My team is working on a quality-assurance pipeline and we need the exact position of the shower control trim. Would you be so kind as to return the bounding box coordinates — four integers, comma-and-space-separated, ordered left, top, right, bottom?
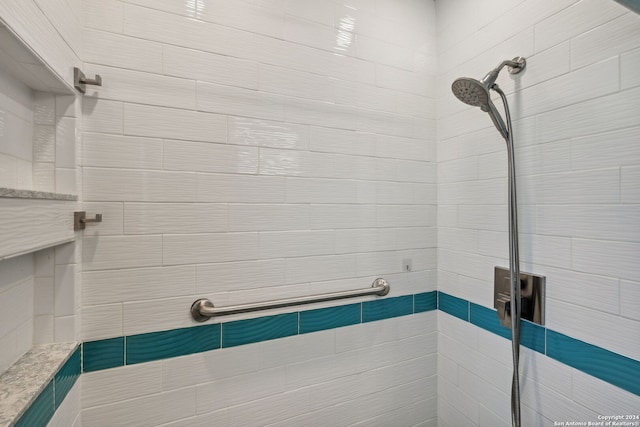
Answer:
494, 266, 545, 328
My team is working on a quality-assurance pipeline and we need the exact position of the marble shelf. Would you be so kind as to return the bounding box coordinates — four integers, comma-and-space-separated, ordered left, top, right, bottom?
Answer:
0, 342, 78, 427
0, 187, 77, 201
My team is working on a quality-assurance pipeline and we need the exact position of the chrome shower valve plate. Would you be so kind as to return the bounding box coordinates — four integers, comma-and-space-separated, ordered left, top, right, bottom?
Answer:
494, 266, 545, 328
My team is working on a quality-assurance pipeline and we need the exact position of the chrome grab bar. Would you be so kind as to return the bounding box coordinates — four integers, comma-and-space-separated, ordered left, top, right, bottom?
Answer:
190, 278, 390, 322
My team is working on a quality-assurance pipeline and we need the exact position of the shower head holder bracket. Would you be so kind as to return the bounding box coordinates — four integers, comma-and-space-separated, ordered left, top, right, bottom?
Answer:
507, 57, 526, 75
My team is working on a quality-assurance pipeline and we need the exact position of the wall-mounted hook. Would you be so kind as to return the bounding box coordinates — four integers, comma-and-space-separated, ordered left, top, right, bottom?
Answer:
74, 67, 102, 94
74, 211, 103, 231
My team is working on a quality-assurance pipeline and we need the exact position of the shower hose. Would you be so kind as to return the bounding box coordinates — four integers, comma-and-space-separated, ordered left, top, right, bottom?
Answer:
494, 85, 522, 427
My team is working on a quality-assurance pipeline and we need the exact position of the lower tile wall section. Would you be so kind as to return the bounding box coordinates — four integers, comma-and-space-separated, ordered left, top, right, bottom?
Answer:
80, 294, 439, 427
438, 293, 640, 427
82, 292, 436, 372
438, 292, 640, 397
19, 291, 640, 426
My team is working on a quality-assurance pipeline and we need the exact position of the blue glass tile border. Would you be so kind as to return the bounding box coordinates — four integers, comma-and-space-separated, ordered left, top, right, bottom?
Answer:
127, 324, 221, 365
547, 330, 640, 396
415, 291, 437, 313
54, 346, 81, 407
362, 294, 413, 322
470, 302, 511, 340
75, 289, 639, 399
14, 345, 81, 427
24, 288, 639, 427
79, 291, 438, 372
443, 293, 640, 397
222, 312, 299, 347
82, 336, 125, 372
439, 292, 469, 321
299, 303, 361, 334
520, 319, 546, 354
14, 381, 54, 427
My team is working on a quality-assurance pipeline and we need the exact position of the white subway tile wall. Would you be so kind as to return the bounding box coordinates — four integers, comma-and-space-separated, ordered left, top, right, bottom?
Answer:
439, 313, 640, 427
0, 82, 81, 358
437, 0, 640, 425
79, 312, 437, 427
0, 69, 33, 189
77, 0, 437, 424
0, 0, 81, 84
1, 0, 639, 424
0, 1, 83, 425
81, 0, 437, 325
0, 0, 80, 351
0, 254, 35, 375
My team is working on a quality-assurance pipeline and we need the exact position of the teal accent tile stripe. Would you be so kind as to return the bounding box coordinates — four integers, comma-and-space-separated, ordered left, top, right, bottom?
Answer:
82, 337, 125, 372
547, 330, 640, 396
414, 291, 437, 312
54, 346, 81, 407
14, 381, 54, 427
520, 320, 545, 353
458, 293, 639, 397
468, 303, 544, 353
362, 295, 413, 322
467, 303, 543, 353
26, 289, 639, 427
15, 292, 438, 426
470, 302, 511, 340
79, 293, 436, 367
299, 303, 361, 334
614, 0, 640, 14
71, 291, 640, 399
13, 345, 81, 427
222, 312, 298, 348
439, 292, 469, 321
127, 323, 221, 365
469, 302, 545, 353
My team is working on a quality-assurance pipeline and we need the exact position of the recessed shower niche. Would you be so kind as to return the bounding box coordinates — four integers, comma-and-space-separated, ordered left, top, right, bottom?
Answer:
0, 15, 83, 424
0, 18, 79, 261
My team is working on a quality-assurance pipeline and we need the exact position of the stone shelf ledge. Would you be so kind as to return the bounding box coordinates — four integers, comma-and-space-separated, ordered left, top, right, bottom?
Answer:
0, 342, 78, 427
0, 188, 77, 201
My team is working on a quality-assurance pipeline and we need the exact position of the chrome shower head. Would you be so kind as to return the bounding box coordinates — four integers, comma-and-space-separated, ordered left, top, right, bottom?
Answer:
450, 57, 526, 140
451, 77, 490, 110
451, 76, 508, 139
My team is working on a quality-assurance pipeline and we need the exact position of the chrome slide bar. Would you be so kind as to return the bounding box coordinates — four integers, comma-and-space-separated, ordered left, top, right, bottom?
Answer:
190, 278, 390, 322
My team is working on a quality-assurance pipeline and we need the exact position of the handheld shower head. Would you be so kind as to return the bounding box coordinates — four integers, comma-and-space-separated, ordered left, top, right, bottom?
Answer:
451, 77, 489, 109
450, 57, 526, 140
451, 76, 509, 139
451, 57, 528, 427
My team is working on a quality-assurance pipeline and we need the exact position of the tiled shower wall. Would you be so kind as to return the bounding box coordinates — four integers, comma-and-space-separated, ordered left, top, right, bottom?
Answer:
436, 0, 640, 425
0, 0, 82, 84
0, 254, 33, 375
0, 0, 83, 425
0, 0, 83, 194
2, 0, 639, 425
0, 69, 32, 189
80, 0, 438, 425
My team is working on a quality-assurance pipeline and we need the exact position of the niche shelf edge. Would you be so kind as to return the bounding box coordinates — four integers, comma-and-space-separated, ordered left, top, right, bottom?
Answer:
0, 194, 77, 262
0, 20, 75, 95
